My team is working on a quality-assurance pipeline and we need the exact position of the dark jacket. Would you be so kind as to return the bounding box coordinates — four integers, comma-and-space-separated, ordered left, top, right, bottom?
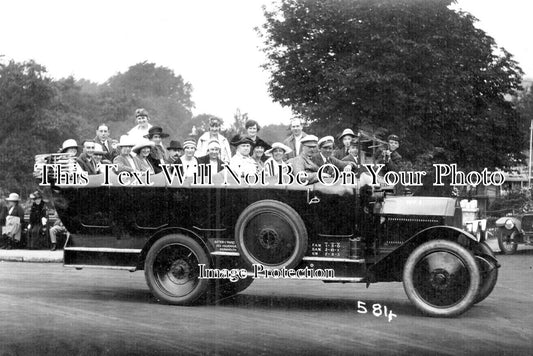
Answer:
94, 137, 117, 161
29, 201, 48, 225
197, 155, 225, 174
283, 132, 307, 160
76, 153, 97, 175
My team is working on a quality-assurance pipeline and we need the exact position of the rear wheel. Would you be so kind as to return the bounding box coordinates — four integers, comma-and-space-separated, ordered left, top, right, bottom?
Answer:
403, 240, 480, 317
473, 242, 499, 304
497, 231, 518, 255
144, 234, 210, 305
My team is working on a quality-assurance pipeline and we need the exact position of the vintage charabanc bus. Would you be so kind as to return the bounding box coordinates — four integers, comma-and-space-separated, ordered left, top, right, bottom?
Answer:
35, 156, 499, 317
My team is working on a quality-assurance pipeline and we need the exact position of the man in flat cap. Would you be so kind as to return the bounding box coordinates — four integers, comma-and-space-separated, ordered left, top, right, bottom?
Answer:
374, 134, 402, 173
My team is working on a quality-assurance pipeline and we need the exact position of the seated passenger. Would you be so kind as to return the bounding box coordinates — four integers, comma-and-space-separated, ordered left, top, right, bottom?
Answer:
167, 140, 184, 162
251, 140, 271, 171
311, 136, 355, 176
113, 135, 138, 173
287, 135, 321, 184
197, 139, 225, 176
195, 117, 232, 164
180, 138, 199, 178
132, 139, 156, 174
59, 139, 80, 156
26, 190, 48, 250
229, 134, 257, 177
145, 126, 170, 174
76, 140, 98, 175
264, 142, 292, 177
0, 193, 25, 250
92, 143, 111, 174
49, 218, 67, 251
333, 128, 356, 160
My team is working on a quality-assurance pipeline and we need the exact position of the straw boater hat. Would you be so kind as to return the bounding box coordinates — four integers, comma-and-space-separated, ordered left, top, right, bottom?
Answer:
60, 139, 80, 153
300, 135, 319, 146
230, 134, 254, 147
338, 128, 356, 140
132, 139, 155, 154
265, 142, 292, 156
29, 190, 42, 199
317, 136, 335, 149
117, 135, 135, 147
144, 126, 169, 139
207, 139, 221, 149
6, 193, 20, 202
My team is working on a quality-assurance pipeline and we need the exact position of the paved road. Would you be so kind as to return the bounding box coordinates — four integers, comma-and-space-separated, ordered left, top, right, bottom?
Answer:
0, 250, 532, 356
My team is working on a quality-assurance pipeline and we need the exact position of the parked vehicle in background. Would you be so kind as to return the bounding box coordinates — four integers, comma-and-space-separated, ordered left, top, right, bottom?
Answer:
495, 212, 533, 254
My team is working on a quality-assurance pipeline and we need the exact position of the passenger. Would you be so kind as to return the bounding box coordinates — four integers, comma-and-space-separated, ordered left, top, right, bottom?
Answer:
374, 134, 402, 173
113, 135, 138, 173
145, 126, 170, 174
229, 134, 257, 177
264, 142, 292, 177
59, 139, 80, 156
197, 139, 225, 176
283, 118, 308, 159
127, 108, 153, 141
312, 136, 355, 176
251, 140, 271, 171
49, 218, 67, 251
94, 123, 117, 161
167, 140, 184, 162
76, 140, 98, 175
92, 143, 111, 174
26, 190, 48, 250
333, 128, 356, 160
0, 193, 25, 250
132, 138, 156, 174
342, 140, 362, 167
287, 135, 321, 184
195, 117, 232, 164
180, 138, 199, 178
245, 119, 269, 149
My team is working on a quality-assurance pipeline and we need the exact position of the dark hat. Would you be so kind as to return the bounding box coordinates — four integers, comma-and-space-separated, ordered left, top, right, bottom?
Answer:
252, 138, 271, 151
144, 126, 170, 139
230, 134, 254, 147
167, 140, 183, 150
135, 108, 149, 117
29, 190, 42, 199
388, 134, 399, 142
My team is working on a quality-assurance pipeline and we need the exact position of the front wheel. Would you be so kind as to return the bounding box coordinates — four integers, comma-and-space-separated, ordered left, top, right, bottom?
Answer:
144, 234, 210, 305
403, 240, 480, 317
497, 231, 518, 255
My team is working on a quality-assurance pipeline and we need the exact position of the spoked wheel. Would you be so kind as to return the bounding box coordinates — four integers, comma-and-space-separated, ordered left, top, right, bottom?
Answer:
403, 240, 480, 317
497, 231, 518, 255
144, 234, 210, 305
235, 200, 307, 269
473, 242, 499, 304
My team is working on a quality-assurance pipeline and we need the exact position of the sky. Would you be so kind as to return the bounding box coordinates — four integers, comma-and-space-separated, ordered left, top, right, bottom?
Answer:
1, 0, 532, 126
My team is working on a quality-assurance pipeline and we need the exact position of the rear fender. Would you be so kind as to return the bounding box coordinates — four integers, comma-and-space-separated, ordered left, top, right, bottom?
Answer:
368, 226, 479, 282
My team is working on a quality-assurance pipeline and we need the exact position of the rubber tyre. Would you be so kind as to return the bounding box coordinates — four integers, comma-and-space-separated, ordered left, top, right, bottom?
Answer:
497, 231, 518, 255
403, 240, 480, 317
235, 200, 308, 269
213, 278, 254, 301
144, 234, 210, 305
473, 242, 498, 305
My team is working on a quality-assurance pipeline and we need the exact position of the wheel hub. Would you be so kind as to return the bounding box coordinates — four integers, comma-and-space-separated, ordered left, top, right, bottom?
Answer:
430, 269, 451, 290
168, 259, 191, 284
258, 228, 281, 249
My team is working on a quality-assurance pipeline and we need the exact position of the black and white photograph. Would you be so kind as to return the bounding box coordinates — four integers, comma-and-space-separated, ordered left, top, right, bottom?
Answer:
1, 0, 532, 355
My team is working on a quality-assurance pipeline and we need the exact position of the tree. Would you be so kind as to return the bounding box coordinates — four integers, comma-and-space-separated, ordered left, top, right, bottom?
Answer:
259, 0, 526, 170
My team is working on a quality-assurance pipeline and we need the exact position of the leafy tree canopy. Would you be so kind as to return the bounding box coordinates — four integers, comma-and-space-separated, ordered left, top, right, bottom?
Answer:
259, 0, 526, 170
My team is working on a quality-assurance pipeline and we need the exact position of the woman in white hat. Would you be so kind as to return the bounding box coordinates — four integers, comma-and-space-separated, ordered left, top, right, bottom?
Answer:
180, 138, 199, 178
333, 128, 356, 160
132, 139, 156, 174
264, 143, 292, 177
113, 135, 139, 173
59, 139, 80, 156
0, 193, 25, 250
